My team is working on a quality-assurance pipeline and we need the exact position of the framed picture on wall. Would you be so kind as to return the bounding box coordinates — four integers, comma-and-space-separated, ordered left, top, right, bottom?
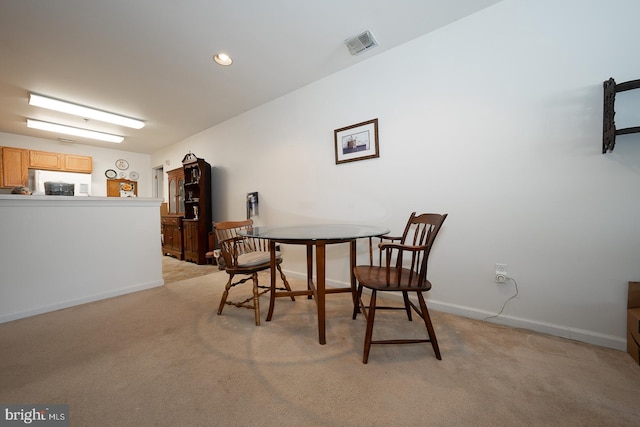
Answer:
334, 118, 379, 164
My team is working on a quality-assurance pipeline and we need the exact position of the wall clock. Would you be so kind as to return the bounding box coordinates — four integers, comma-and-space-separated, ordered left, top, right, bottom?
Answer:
115, 159, 129, 170
105, 169, 117, 179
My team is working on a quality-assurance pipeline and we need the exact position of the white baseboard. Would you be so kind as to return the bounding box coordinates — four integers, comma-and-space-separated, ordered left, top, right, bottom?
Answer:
0, 280, 164, 324
425, 299, 626, 351
284, 270, 626, 352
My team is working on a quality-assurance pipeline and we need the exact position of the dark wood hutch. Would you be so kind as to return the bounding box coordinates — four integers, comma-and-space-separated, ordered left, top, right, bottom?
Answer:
161, 153, 212, 265
161, 167, 185, 259
182, 153, 212, 264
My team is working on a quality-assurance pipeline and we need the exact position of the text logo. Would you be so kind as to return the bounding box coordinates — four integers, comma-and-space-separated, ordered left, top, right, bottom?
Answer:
1, 405, 68, 426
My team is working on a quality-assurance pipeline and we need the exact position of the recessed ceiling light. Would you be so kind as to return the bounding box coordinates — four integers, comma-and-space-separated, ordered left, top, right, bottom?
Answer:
213, 53, 233, 66
27, 119, 124, 143
29, 93, 145, 129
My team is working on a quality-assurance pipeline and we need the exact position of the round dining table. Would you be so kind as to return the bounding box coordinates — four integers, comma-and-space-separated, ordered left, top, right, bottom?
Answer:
241, 224, 389, 345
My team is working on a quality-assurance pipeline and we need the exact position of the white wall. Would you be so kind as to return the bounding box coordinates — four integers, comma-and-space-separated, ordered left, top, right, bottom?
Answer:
0, 132, 153, 197
0, 195, 163, 322
151, 0, 640, 350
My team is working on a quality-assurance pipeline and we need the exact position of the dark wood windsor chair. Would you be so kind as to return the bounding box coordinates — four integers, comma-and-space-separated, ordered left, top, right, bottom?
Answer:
353, 212, 448, 363
214, 219, 293, 325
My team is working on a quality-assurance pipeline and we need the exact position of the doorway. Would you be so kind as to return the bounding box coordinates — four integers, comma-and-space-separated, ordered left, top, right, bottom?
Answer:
153, 165, 164, 200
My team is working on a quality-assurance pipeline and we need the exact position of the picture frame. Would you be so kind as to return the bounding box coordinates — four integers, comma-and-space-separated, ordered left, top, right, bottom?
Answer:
334, 118, 379, 164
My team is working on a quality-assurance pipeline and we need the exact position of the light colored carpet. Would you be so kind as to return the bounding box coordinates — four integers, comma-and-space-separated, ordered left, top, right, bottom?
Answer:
1, 267, 640, 426
162, 255, 219, 284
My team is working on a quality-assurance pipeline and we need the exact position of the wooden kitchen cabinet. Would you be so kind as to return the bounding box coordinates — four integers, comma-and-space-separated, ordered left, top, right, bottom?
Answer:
106, 178, 137, 197
64, 154, 92, 173
1, 146, 92, 189
29, 150, 63, 170
0, 147, 29, 188
29, 149, 93, 173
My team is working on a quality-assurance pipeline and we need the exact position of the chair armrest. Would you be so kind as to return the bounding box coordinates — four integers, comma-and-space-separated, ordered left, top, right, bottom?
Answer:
378, 242, 429, 275
219, 236, 254, 267
379, 242, 427, 252
368, 234, 403, 266
226, 236, 244, 244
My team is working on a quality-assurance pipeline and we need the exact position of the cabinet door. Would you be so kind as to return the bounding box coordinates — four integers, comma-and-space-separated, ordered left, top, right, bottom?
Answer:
1, 147, 29, 188
166, 168, 185, 215
170, 224, 183, 253
183, 220, 199, 262
161, 216, 184, 259
28, 150, 92, 173
162, 223, 173, 248
30, 150, 63, 170
64, 155, 93, 173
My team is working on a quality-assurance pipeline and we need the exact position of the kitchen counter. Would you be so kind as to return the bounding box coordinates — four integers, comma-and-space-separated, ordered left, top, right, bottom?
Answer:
0, 195, 164, 322
0, 194, 157, 205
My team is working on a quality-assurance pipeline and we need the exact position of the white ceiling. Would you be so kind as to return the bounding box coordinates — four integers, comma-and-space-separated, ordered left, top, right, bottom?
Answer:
0, 0, 502, 154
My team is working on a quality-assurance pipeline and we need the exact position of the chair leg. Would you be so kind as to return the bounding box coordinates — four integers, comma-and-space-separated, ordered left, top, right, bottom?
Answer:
417, 292, 441, 360
363, 290, 377, 364
402, 291, 412, 321
252, 272, 261, 326
353, 283, 364, 320
217, 274, 234, 315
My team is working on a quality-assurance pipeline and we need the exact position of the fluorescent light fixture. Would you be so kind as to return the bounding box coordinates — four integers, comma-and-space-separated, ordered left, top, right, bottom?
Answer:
27, 119, 124, 143
29, 93, 145, 129
213, 53, 233, 66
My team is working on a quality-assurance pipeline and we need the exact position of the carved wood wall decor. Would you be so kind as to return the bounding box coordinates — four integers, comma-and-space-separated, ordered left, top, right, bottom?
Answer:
602, 78, 640, 154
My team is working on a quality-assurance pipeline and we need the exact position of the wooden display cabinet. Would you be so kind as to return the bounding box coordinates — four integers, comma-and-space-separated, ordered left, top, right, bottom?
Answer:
181, 155, 212, 264
161, 167, 185, 260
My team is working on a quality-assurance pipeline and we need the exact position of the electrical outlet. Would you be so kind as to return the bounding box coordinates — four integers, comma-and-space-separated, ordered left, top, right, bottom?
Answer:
495, 263, 508, 283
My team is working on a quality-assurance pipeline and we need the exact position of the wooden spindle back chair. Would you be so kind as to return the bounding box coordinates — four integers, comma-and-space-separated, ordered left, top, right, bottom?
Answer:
353, 212, 447, 363
214, 219, 293, 325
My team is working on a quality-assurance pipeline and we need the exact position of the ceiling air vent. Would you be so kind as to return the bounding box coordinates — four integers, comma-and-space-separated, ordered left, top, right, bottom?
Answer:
345, 30, 378, 56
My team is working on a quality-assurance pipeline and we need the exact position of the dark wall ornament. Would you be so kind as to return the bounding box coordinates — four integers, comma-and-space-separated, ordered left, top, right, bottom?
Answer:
602, 78, 640, 154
